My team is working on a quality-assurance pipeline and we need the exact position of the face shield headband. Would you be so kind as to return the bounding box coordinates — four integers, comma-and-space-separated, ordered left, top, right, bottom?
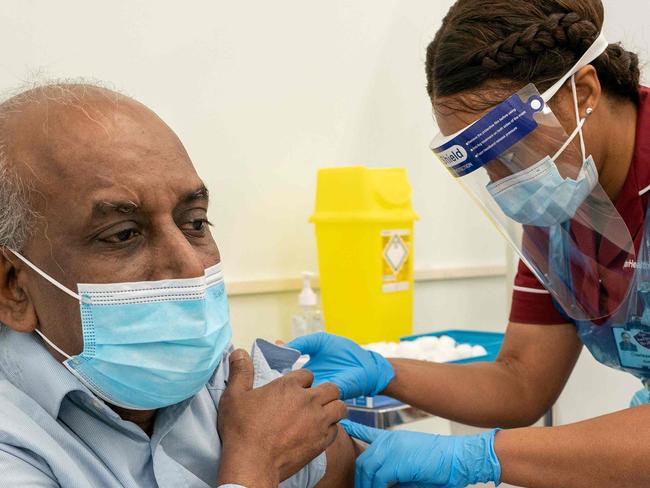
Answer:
430, 31, 608, 178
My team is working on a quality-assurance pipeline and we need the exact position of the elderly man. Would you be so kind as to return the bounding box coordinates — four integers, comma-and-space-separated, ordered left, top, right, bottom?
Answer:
0, 83, 356, 487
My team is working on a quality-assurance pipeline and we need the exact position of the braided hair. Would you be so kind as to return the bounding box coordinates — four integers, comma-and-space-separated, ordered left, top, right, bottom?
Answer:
426, 0, 640, 109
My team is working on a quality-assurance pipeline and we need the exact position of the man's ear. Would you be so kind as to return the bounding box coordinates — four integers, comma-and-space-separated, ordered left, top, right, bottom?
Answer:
574, 65, 602, 118
0, 250, 38, 332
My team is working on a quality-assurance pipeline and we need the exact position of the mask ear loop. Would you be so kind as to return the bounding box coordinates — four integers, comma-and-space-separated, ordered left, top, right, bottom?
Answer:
7, 250, 77, 359
34, 329, 72, 360
9, 250, 82, 302
570, 75, 587, 161
552, 117, 587, 161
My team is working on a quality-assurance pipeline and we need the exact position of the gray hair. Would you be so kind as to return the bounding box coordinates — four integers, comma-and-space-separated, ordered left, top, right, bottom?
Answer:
0, 79, 123, 253
0, 161, 36, 253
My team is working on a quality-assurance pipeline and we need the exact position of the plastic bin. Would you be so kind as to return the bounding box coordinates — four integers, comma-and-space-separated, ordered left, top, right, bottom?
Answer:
311, 167, 418, 344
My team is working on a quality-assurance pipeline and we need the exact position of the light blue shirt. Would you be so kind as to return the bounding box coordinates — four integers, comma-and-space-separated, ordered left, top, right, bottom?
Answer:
0, 328, 326, 487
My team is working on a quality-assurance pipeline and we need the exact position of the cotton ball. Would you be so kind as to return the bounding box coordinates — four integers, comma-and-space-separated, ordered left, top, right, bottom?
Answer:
436, 350, 457, 363
447, 349, 464, 362
438, 335, 456, 351
421, 351, 438, 362
414, 336, 440, 350
472, 345, 488, 358
380, 342, 400, 358
413, 340, 433, 354
397, 341, 420, 359
412, 351, 430, 361
383, 343, 397, 357
430, 352, 448, 363
456, 344, 474, 360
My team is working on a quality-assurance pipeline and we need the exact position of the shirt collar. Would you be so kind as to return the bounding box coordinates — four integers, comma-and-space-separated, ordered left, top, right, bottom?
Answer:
0, 326, 228, 431
0, 327, 88, 418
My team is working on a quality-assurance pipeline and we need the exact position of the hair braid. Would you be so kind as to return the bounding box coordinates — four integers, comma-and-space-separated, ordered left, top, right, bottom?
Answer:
476, 12, 598, 71
426, 0, 641, 106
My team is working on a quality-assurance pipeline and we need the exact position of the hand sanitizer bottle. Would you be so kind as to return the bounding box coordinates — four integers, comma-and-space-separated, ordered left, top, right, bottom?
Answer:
292, 272, 324, 338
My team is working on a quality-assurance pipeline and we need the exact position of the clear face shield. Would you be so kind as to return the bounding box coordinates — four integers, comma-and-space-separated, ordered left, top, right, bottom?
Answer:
430, 33, 635, 321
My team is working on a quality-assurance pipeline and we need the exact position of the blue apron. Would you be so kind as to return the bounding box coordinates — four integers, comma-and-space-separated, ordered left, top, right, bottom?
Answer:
552, 198, 650, 406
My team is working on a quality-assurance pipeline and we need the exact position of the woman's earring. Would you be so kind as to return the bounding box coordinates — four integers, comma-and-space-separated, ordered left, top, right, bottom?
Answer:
586, 107, 594, 116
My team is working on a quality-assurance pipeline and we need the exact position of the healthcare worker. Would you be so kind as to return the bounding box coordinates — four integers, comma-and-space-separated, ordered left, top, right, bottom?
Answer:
290, 0, 650, 486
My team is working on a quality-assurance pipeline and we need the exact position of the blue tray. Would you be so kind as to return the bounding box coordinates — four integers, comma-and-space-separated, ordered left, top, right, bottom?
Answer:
400, 329, 505, 365
346, 329, 505, 410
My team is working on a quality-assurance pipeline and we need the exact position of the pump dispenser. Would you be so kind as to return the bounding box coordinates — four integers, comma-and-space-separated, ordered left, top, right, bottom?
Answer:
292, 272, 324, 338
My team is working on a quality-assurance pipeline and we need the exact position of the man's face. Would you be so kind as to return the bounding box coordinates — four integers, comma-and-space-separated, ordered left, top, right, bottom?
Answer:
1, 87, 220, 359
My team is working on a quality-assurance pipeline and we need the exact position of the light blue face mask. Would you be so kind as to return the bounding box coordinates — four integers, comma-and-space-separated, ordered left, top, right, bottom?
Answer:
11, 251, 232, 410
486, 153, 598, 226
486, 76, 599, 227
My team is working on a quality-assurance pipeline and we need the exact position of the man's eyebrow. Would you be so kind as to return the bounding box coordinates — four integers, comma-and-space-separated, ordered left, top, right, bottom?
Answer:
89, 186, 208, 220
180, 185, 209, 205
92, 200, 140, 218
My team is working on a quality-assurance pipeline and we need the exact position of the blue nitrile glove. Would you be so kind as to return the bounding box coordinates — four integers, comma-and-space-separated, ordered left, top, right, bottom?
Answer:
287, 332, 395, 400
341, 419, 501, 488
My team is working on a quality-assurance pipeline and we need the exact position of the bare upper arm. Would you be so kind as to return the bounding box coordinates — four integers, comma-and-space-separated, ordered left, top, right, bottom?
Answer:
497, 321, 583, 413
314, 425, 358, 488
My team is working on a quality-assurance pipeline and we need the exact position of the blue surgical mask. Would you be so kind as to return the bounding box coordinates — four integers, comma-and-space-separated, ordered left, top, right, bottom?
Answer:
487, 154, 598, 226
10, 250, 231, 410
486, 75, 599, 226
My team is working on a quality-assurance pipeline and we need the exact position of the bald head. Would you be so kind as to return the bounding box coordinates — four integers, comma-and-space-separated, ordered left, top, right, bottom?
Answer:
0, 83, 191, 251
0, 81, 219, 360
3, 83, 190, 191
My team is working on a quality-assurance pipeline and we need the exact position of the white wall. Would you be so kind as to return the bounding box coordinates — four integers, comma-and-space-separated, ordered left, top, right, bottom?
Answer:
0, 0, 508, 349
1, 0, 647, 423
201, 0, 509, 347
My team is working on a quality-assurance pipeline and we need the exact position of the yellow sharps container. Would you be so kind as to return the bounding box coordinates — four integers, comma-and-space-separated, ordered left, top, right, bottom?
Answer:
311, 167, 418, 344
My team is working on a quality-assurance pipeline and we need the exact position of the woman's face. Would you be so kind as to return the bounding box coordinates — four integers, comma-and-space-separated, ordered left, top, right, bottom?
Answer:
432, 74, 600, 183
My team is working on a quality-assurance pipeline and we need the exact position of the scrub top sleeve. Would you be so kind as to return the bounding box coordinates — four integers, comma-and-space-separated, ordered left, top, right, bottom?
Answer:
509, 259, 570, 325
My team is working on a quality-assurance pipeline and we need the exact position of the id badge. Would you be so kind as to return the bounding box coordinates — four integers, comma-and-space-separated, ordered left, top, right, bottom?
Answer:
613, 326, 650, 372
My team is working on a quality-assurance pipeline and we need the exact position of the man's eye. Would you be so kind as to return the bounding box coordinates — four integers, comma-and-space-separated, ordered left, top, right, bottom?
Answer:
182, 218, 212, 235
104, 229, 141, 243
192, 219, 206, 231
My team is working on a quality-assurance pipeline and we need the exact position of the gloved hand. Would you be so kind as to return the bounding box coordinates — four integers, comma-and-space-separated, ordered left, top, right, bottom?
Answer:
287, 332, 395, 400
341, 419, 501, 488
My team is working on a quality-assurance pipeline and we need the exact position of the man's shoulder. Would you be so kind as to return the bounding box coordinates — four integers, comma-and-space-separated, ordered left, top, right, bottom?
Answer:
211, 341, 329, 488
0, 378, 40, 417
0, 379, 59, 438
0, 378, 64, 475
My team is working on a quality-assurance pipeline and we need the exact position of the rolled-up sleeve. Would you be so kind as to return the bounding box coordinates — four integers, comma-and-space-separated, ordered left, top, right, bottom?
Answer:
251, 339, 328, 488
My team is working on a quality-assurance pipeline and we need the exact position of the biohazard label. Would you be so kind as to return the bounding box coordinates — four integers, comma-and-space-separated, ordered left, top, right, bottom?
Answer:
382, 230, 411, 293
